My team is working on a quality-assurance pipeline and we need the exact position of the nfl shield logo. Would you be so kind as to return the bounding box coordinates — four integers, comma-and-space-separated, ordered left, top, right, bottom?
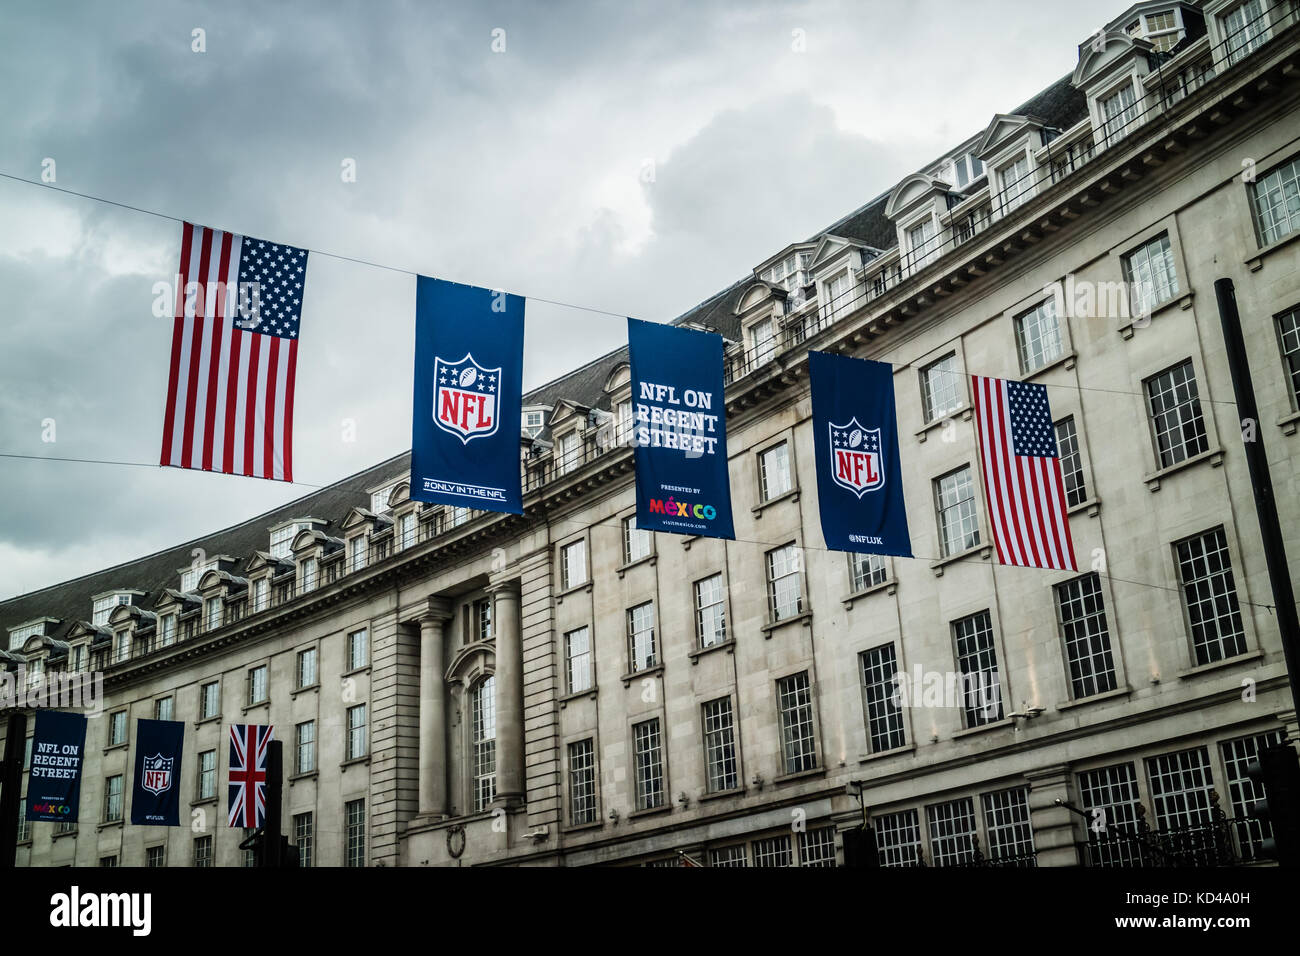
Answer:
433, 353, 501, 444
142, 753, 174, 796
829, 418, 885, 499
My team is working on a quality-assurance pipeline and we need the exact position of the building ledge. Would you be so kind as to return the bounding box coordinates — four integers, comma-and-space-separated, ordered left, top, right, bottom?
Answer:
628, 804, 672, 821
1246, 226, 1300, 273
1067, 496, 1101, 518
103, 741, 128, 754
1143, 446, 1224, 491
1055, 685, 1132, 712
616, 554, 657, 579
751, 486, 801, 518
559, 687, 598, 708
554, 581, 593, 605
291, 682, 320, 698
1279, 409, 1300, 436
931, 543, 992, 576
761, 610, 813, 637
842, 579, 897, 609
680, 534, 702, 550
916, 405, 972, 443
241, 699, 271, 715
697, 786, 746, 803
192, 797, 218, 809
951, 716, 1014, 739
97, 820, 124, 832
342, 665, 371, 679
1118, 290, 1195, 339
858, 743, 916, 764
622, 664, 663, 687
1176, 648, 1263, 680
689, 638, 735, 663
50, 829, 77, 841
340, 755, 371, 772
195, 714, 222, 727
1023, 350, 1077, 383
772, 766, 825, 785
562, 819, 604, 834
289, 770, 318, 785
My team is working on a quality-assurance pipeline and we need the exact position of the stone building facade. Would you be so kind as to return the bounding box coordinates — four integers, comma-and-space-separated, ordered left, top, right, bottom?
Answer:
4, 0, 1300, 867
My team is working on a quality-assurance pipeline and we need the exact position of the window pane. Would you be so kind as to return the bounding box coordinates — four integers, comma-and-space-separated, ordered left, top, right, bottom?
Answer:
1015, 298, 1063, 373
922, 354, 962, 421
1123, 233, 1179, 315
777, 672, 817, 774
633, 719, 664, 810
860, 644, 906, 753
1176, 527, 1246, 665
1056, 573, 1117, 698
952, 611, 1003, 726
1145, 360, 1207, 468
702, 697, 738, 793
1054, 417, 1087, 507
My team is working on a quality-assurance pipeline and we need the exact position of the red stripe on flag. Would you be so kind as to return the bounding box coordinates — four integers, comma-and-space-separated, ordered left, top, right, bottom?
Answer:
200, 231, 234, 471
159, 222, 194, 466
264, 337, 280, 479
283, 339, 298, 482
1051, 459, 1079, 570
179, 228, 214, 469
243, 333, 262, 476
223, 327, 243, 474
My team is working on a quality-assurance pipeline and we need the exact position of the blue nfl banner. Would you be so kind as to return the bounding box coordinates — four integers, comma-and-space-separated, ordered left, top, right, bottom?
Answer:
627, 317, 735, 539
809, 350, 912, 557
131, 718, 185, 826
25, 710, 87, 823
410, 277, 525, 515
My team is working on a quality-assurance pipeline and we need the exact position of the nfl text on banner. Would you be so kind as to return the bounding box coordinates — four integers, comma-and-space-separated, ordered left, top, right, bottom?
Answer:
410, 277, 525, 515
25, 710, 88, 824
808, 350, 912, 557
627, 318, 735, 540
131, 718, 186, 826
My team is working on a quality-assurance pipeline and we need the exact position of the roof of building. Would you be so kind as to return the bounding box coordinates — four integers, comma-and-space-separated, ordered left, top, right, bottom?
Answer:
0, 65, 1095, 645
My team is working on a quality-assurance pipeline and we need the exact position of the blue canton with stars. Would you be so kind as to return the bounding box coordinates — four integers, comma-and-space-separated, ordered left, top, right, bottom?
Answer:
237, 237, 308, 339
1007, 381, 1058, 458
831, 425, 881, 454
435, 355, 499, 395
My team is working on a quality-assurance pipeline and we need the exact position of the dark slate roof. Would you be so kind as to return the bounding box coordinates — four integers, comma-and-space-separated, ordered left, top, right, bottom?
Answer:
1, 70, 1094, 639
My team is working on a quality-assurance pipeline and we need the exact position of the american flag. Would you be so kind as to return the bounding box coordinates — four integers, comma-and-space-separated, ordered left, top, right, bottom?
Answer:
970, 375, 1078, 571
160, 222, 308, 482
227, 723, 273, 828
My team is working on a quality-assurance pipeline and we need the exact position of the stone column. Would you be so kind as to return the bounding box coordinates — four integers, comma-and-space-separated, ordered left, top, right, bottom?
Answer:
488, 579, 524, 805
1025, 764, 1080, 867
418, 596, 453, 819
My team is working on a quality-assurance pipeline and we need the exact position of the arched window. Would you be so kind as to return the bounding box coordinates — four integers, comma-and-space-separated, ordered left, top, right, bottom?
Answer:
471, 676, 497, 811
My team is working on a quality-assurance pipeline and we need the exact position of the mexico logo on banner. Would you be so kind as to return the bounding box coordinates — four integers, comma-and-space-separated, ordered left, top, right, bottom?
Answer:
627, 317, 735, 540
809, 350, 912, 557
410, 277, 525, 515
25, 710, 88, 824
131, 718, 185, 826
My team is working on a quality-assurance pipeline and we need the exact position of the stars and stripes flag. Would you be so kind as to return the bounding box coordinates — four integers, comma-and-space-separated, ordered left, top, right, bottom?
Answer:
227, 723, 273, 828
160, 222, 308, 482
970, 375, 1078, 571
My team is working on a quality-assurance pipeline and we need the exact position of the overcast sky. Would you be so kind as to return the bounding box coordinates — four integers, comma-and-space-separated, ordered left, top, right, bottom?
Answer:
0, 0, 1114, 601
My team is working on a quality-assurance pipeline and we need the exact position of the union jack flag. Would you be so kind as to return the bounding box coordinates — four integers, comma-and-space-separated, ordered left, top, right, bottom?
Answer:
227, 723, 273, 828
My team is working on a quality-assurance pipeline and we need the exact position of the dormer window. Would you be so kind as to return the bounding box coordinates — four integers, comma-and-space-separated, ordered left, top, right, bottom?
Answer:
761, 252, 811, 292
522, 408, 546, 438
822, 271, 855, 323
997, 155, 1034, 214
113, 629, 131, 664
300, 556, 318, 592
368, 483, 402, 516
1098, 82, 1139, 145
942, 153, 985, 189
748, 317, 775, 366
1221, 1, 1268, 65
252, 578, 269, 613
906, 219, 939, 271
70, 644, 88, 673
26, 656, 43, 688
180, 561, 217, 593
349, 536, 367, 573
7, 620, 50, 651
204, 597, 222, 632
92, 592, 134, 627
159, 614, 177, 647
556, 432, 579, 476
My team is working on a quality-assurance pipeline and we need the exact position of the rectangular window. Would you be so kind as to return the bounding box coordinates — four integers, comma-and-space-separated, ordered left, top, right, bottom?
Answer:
295, 720, 316, 775
981, 787, 1036, 864
269, 523, 298, 559
153, 697, 174, 722
934, 466, 980, 557
92, 593, 130, 627
348, 628, 368, 670
1014, 298, 1064, 373
253, 577, 268, 612
710, 845, 748, 867
1222, 731, 1285, 861
626, 602, 657, 673
927, 797, 977, 866
300, 557, 317, 593
473, 599, 492, 643
1123, 232, 1179, 315
1222, 0, 1269, 66
398, 513, 416, 550
622, 515, 652, 564
567, 738, 597, 826
1056, 573, 1118, 699
860, 644, 906, 753
907, 218, 938, 269
748, 317, 776, 367
109, 710, 127, 747
146, 845, 165, 867
197, 750, 216, 800
1277, 306, 1300, 407
875, 809, 923, 867
1175, 527, 1247, 665
1146, 746, 1215, 831
472, 677, 497, 811
848, 552, 887, 592
347, 704, 367, 760
998, 155, 1033, 213
1099, 81, 1138, 144
1078, 763, 1143, 866
561, 539, 588, 590
345, 799, 366, 867
160, 614, 176, 646
194, 835, 213, 868
297, 647, 317, 688
556, 431, 579, 476
758, 442, 793, 501
824, 269, 854, 322
702, 697, 739, 793
921, 353, 962, 421
17, 801, 32, 843
247, 665, 268, 705
200, 681, 220, 720
104, 774, 123, 823
294, 812, 314, 868
1251, 154, 1300, 246
1145, 359, 1209, 468
799, 827, 838, 867
113, 630, 130, 664
694, 573, 727, 648
204, 597, 222, 632
952, 611, 1003, 726
1054, 417, 1087, 507
766, 543, 803, 622
564, 626, 592, 694
349, 536, 367, 573
752, 834, 793, 867
777, 671, 817, 774
632, 718, 665, 810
